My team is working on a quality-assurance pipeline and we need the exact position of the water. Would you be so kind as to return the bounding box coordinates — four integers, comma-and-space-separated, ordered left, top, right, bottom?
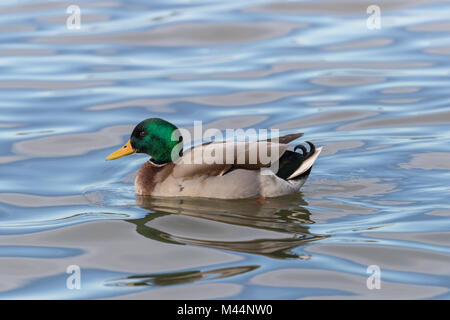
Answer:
0, 0, 449, 299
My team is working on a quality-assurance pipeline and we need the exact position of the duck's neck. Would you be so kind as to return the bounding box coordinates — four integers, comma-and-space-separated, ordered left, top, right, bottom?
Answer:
148, 158, 170, 166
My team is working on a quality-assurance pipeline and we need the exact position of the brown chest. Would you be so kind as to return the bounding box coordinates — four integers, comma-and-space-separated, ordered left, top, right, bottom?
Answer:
135, 161, 174, 195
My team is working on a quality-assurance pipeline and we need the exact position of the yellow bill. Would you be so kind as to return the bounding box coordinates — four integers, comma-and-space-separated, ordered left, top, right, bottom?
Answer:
106, 140, 135, 160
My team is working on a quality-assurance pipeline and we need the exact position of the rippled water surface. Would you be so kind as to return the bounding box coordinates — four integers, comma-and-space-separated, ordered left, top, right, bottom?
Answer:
1, 0, 449, 299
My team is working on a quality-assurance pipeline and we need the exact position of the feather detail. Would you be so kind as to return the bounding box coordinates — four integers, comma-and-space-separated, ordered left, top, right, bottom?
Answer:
287, 147, 322, 180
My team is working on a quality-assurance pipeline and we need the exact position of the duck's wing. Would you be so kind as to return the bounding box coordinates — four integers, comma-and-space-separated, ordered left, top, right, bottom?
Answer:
172, 140, 290, 178
266, 132, 303, 144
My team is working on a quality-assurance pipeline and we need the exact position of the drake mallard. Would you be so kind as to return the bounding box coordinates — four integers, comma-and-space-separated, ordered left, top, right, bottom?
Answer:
106, 118, 322, 199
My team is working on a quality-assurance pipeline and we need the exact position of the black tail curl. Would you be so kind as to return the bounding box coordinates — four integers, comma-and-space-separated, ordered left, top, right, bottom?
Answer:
294, 141, 315, 158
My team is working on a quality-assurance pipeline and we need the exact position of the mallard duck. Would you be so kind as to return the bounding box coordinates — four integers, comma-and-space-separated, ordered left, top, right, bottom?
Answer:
106, 118, 322, 199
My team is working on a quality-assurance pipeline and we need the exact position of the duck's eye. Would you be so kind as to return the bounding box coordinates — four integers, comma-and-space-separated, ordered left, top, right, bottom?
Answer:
140, 131, 146, 137
179, 135, 183, 142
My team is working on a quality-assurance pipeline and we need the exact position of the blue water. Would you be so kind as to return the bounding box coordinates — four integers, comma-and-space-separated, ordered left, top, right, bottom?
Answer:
0, 0, 449, 299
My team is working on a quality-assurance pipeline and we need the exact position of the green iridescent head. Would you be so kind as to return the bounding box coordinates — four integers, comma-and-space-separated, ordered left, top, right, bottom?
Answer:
106, 118, 183, 164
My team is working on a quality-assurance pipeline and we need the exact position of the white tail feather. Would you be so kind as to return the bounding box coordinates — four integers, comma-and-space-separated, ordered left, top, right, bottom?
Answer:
287, 147, 322, 180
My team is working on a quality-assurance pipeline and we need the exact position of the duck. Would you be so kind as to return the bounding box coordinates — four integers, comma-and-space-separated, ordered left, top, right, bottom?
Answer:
106, 118, 322, 199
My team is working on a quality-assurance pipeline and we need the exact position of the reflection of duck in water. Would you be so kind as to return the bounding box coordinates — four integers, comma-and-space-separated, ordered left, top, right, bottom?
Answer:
127, 195, 326, 259
107, 118, 322, 199
105, 196, 326, 289
107, 265, 260, 288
